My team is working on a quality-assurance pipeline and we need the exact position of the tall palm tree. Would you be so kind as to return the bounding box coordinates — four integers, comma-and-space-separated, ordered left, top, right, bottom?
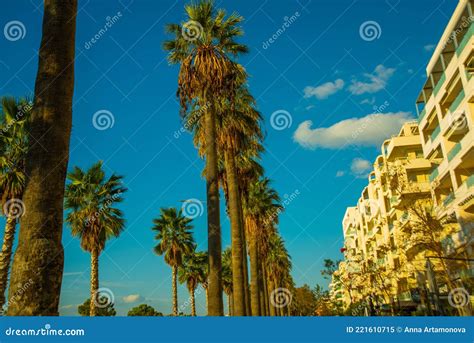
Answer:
64, 162, 126, 316
0, 97, 31, 311
243, 178, 282, 316
7, 0, 78, 316
178, 248, 204, 316
222, 247, 233, 316
163, 0, 247, 315
152, 207, 194, 316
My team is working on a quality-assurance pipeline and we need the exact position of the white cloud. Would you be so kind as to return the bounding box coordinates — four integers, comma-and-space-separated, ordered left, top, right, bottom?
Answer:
336, 170, 345, 177
304, 79, 345, 99
360, 97, 375, 105
293, 111, 412, 149
122, 294, 144, 303
351, 158, 372, 177
424, 44, 435, 52
348, 65, 395, 95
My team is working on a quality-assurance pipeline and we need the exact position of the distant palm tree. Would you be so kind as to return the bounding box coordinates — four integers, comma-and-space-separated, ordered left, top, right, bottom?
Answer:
222, 247, 233, 316
164, 0, 247, 315
0, 97, 31, 311
243, 178, 282, 316
179, 249, 205, 316
64, 162, 126, 316
152, 207, 194, 316
7, 0, 78, 316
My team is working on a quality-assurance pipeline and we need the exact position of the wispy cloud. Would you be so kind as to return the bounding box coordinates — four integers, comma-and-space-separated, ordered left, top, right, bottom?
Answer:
351, 158, 372, 178
304, 79, 345, 99
423, 44, 435, 52
335, 170, 345, 177
348, 65, 395, 95
122, 294, 144, 303
293, 111, 412, 149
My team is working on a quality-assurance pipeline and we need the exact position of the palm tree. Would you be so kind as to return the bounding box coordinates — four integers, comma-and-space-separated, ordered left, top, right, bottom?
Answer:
163, 0, 247, 315
64, 162, 126, 316
7, 0, 78, 316
243, 178, 282, 316
152, 207, 194, 316
178, 248, 204, 316
222, 247, 233, 316
0, 97, 31, 311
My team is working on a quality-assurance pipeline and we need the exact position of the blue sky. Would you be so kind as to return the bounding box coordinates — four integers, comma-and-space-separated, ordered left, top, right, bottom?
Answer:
0, 0, 458, 316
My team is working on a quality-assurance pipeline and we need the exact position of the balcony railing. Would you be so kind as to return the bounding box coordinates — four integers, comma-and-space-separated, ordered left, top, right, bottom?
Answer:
467, 175, 474, 188
433, 73, 446, 96
418, 107, 427, 123
429, 167, 439, 182
443, 192, 455, 207
430, 125, 441, 141
447, 142, 462, 161
456, 24, 474, 57
449, 89, 465, 114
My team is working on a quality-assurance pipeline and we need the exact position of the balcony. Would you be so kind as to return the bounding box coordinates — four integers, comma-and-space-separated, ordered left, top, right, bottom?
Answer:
447, 142, 462, 161
456, 23, 474, 57
429, 167, 439, 182
430, 125, 441, 141
418, 107, 427, 123
443, 192, 455, 207
433, 73, 446, 96
448, 89, 465, 114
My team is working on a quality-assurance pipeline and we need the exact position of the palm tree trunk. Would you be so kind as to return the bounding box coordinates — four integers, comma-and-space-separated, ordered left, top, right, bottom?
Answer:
89, 248, 99, 316
7, 0, 77, 316
190, 288, 196, 316
249, 237, 260, 316
228, 293, 232, 316
268, 279, 276, 316
204, 105, 223, 316
172, 265, 178, 316
262, 264, 269, 316
240, 210, 251, 316
224, 149, 245, 316
0, 214, 17, 310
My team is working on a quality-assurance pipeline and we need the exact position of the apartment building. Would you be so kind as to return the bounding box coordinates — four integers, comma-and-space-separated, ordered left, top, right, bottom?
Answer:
332, 0, 473, 315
